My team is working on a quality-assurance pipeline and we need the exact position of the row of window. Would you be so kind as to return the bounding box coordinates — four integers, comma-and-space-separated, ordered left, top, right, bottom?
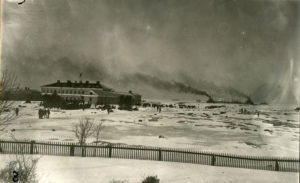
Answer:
43, 88, 93, 95
65, 97, 92, 101
65, 97, 80, 101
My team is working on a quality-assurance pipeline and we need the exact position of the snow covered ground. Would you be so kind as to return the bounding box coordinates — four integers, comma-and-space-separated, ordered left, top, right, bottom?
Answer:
2, 101, 299, 157
0, 155, 298, 183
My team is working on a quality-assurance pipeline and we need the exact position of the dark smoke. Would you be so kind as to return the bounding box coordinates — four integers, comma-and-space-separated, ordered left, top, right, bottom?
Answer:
119, 73, 256, 103
121, 73, 218, 100
1, 0, 299, 104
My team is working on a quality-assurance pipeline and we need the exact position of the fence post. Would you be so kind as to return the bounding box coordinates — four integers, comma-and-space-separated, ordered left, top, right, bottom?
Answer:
70, 145, 75, 156
275, 160, 279, 171
30, 141, 35, 154
158, 148, 162, 161
211, 155, 216, 166
81, 146, 86, 157
0, 141, 2, 153
108, 145, 112, 158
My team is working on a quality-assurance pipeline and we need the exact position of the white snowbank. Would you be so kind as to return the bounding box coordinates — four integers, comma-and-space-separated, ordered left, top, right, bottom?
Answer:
0, 155, 298, 183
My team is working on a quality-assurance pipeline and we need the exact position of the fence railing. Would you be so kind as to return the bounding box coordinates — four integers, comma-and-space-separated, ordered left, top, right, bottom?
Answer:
0, 139, 299, 172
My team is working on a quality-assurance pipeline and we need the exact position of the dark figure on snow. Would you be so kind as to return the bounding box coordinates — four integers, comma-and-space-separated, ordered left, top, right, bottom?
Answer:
38, 108, 43, 119
43, 109, 47, 118
15, 107, 19, 116
42, 109, 45, 118
156, 105, 161, 112
158, 106, 162, 113
257, 111, 260, 118
46, 108, 50, 118
241, 108, 246, 114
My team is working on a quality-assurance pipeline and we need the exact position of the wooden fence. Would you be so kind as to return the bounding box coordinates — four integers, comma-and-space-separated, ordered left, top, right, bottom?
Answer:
0, 139, 299, 172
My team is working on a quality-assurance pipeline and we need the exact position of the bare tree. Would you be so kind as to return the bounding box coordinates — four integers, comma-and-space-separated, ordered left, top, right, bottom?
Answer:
0, 70, 19, 134
93, 120, 105, 145
72, 117, 95, 146
92, 120, 105, 156
0, 143, 40, 183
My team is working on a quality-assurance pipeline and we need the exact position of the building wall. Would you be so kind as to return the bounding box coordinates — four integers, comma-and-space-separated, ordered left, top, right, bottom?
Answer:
97, 96, 120, 105
41, 86, 99, 104
41, 86, 96, 95
41, 86, 142, 106
133, 95, 142, 105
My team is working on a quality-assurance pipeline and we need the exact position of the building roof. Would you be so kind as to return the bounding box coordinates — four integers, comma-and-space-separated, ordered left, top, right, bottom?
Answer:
41, 80, 112, 90
41, 80, 141, 97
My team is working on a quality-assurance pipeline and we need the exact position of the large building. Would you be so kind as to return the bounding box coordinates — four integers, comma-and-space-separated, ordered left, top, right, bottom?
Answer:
40, 80, 141, 106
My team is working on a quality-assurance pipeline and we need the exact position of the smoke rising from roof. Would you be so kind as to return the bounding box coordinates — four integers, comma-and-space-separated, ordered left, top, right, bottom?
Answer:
1, 0, 299, 104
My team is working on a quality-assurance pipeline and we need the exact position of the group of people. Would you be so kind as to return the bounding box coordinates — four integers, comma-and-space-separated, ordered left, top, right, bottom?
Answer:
38, 108, 50, 119
240, 108, 260, 117
240, 108, 248, 114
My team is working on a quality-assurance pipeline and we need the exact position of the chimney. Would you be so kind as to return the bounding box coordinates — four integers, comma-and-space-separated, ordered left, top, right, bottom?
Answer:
57, 80, 60, 83
96, 81, 100, 84
129, 90, 132, 94
85, 81, 89, 84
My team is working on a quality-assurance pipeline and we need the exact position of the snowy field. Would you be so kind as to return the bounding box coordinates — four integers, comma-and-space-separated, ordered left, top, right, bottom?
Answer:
0, 155, 298, 183
2, 101, 299, 157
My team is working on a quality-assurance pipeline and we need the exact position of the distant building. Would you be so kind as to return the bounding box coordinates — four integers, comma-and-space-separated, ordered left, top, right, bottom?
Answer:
3, 87, 42, 101
40, 80, 141, 106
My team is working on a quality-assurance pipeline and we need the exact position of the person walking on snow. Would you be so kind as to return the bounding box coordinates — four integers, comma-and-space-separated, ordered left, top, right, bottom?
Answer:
46, 108, 50, 118
15, 107, 19, 116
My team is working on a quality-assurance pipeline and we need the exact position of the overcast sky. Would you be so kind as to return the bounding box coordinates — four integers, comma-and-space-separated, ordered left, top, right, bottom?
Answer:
1, 0, 299, 104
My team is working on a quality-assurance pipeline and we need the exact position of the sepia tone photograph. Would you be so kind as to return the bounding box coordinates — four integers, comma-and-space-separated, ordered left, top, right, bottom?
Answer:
0, 0, 299, 182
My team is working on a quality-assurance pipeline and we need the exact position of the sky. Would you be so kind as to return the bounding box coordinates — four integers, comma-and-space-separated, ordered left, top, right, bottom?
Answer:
1, 0, 299, 104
